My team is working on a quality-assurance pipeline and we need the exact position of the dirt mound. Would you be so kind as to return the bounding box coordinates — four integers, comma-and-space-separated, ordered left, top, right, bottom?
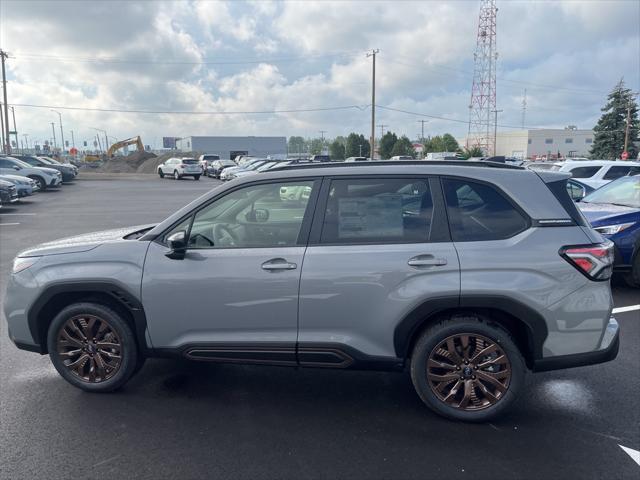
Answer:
98, 151, 157, 173
136, 151, 202, 173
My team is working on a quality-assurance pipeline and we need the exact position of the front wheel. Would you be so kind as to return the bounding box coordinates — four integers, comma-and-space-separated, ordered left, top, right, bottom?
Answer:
410, 315, 524, 422
623, 254, 640, 287
29, 175, 46, 191
47, 302, 139, 392
173, 170, 181, 180
194, 175, 200, 181
158, 169, 164, 178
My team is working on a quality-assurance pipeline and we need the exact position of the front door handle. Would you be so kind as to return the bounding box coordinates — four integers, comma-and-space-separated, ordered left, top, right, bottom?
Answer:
408, 255, 448, 268
261, 258, 297, 271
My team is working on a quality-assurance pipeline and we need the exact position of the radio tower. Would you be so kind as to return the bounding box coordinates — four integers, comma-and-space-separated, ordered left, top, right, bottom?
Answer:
467, 0, 498, 154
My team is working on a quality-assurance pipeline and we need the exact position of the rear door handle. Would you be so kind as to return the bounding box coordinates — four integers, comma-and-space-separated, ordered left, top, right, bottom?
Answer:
407, 255, 448, 267
261, 258, 297, 271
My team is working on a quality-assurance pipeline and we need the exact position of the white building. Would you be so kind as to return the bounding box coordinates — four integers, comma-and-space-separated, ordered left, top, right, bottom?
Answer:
495, 129, 594, 159
175, 136, 287, 159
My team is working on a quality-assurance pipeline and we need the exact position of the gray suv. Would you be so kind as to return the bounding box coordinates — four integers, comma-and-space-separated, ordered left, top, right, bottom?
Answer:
4, 162, 619, 421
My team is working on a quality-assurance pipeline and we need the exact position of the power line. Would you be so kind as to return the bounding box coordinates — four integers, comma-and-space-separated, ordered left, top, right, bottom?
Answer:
8, 103, 370, 115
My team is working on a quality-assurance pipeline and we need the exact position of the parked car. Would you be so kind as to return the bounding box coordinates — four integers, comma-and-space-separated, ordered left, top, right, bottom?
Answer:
578, 175, 640, 287
220, 159, 267, 181
390, 155, 414, 161
206, 159, 237, 178
5, 161, 619, 421
0, 178, 19, 204
37, 155, 79, 176
224, 160, 274, 180
553, 160, 640, 189
197, 154, 221, 175
234, 155, 256, 166
0, 174, 38, 197
157, 157, 201, 180
14, 154, 77, 182
566, 178, 595, 202
345, 157, 369, 162
310, 154, 330, 162
524, 161, 559, 172
0, 155, 62, 190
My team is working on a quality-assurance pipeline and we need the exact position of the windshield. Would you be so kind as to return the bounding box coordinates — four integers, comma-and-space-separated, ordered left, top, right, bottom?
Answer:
256, 162, 279, 171
11, 158, 33, 169
182, 159, 198, 164
246, 161, 267, 170
582, 176, 640, 208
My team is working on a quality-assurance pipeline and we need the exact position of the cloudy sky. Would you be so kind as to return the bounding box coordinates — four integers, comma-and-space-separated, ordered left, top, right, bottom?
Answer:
0, 0, 638, 149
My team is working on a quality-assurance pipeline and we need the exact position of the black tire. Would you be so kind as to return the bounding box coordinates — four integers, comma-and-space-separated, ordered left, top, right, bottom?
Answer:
173, 170, 181, 180
410, 314, 525, 422
158, 169, 164, 178
29, 175, 47, 191
47, 302, 139, 392
623, 253, 640, 288
194, 175, 200, 181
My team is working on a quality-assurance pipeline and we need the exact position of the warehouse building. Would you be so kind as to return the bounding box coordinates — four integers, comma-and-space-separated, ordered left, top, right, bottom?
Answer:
175, 136, 287, 160
495, 128, 594, 159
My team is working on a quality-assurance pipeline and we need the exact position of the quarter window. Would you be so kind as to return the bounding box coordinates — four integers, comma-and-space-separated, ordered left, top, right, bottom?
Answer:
442, 179, 528, 241
565, 138, 573, 144
569, 166, 601, 178
545, 138, 553, 144
320, 178, 433, 244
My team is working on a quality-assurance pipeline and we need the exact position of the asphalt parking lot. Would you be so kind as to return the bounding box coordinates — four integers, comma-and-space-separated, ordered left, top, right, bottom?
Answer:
1, 174, 639, 480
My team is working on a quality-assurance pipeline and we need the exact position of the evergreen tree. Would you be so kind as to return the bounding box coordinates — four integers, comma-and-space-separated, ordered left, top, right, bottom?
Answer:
308, 138, 324, 155
378, 131, 398, 159
345, 133, 370, 158
288, 136, 306, 155
390, 136, 415, 158
460, 146, 484, 159
329, 139, 345, 160
591, 79, 639, 160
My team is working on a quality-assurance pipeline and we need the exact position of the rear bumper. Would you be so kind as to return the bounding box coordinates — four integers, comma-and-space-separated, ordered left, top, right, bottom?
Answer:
533, 317, 619, 372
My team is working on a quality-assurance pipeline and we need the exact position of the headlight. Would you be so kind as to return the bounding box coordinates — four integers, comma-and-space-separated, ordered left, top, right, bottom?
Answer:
594, 222, 635, 235
12, 256, 40, 274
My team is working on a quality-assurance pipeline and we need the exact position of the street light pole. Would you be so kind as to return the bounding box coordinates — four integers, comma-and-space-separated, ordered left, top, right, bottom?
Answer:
51, 122, 57, 148
22, 133, 29, 152
51, 110, 65, 152
70, 130, 75, 148
492, 109, 503, 156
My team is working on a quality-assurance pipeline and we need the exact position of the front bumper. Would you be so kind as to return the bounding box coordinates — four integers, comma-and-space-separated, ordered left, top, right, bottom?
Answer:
49, 176, 62, 187
533, 317, 619, 372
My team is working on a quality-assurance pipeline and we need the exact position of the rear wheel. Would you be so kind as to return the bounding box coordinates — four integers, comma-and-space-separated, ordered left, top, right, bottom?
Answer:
47, 302, 139, 392
29, 175, 46, 191
194, 175, 200, 181
623, 254, 640, 287
158, 169, 164, 178
173, 170, 181, 180
410, 314, 524, 422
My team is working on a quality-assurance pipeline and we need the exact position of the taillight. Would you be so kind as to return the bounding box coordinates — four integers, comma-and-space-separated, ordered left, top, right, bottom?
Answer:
560, 242, 614, 280
180, 164, 186, 168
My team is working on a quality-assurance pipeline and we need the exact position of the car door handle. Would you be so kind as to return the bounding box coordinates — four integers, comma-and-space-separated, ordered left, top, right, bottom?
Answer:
261, 258, 297, 271
407, 255, 448, 267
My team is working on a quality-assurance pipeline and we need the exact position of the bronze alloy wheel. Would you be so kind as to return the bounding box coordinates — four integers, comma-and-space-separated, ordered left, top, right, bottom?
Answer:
56, 314, 122, 383
426, 333, 511, 411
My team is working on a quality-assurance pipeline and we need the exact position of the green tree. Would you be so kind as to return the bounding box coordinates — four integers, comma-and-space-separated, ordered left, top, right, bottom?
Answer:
308, 138, 324, 155
288, 136, 306, 155
591, 79, 639, 160
441, 133, 460, 152
459, 146, 484, 159
390, 135, 415, 158
345, 133, 370, 158
329, 139, 345, 160
379, 131, 398, 159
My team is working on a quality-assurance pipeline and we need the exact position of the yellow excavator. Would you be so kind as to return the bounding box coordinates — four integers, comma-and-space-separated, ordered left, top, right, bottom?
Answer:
85, 136, 145, 162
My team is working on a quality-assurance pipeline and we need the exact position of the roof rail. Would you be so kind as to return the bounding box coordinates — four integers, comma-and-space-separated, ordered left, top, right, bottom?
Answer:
268, 160, 524, 172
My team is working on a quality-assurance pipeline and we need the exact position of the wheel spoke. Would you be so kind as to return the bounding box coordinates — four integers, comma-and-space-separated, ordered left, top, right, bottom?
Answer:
59, 349, 82, 358
68, 320, 87, 341
442, 379, 463, 402
469, 343, 498, 364
60, 329, 84, 348
428, 372, 460, 382
93, 353, 107, 378
477, 354, 508, 369
458, 380, 473, 409
427, 359, 457, 371
445, 337, 463, 364
96, 342, 120, 351
475, 370, 508, 393
81, 317, 97, 339
460, 335, 470, 360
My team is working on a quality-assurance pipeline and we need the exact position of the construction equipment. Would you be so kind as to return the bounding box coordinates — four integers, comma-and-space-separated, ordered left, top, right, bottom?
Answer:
107, 136, 144, 157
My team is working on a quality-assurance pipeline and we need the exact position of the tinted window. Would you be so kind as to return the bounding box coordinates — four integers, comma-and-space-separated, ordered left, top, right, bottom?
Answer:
569, 166, 601, 178
320, 178, 433, 244
181, 181, 314, 248
182, 159, 198, 164
603, 165, 631, 180
443, 178, 528, 241
0, 159, 14, 168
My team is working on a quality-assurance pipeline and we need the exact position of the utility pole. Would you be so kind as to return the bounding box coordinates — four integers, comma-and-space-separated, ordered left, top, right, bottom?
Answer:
0, 102, 5, 153
377, 124, 387, 140
70, 130, 75, 148
359, 144, 363, 157
51, 110, 65, 152
417, 120, 428, 143
492, 109, 503, 156
51, 122, 57, 148
367, 49, 379, 159
1, 49, 11, 154
622, 93, 638, 159
23, 133, 29, 152
10, 106, 18, 150
521, 89, 527, 129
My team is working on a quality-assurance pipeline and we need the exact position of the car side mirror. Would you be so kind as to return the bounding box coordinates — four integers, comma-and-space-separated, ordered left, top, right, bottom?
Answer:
245, 208, 269, 223
13, 166, 20, 170
165, 230, 187, 259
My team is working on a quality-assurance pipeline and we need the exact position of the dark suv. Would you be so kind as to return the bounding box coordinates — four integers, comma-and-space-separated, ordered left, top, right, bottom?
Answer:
4, 161, 618, 421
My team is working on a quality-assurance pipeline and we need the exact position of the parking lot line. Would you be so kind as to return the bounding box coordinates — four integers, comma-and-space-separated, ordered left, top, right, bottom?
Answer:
0, 213, 37, 216
0, 223, 20, 226
612, 305, 640, 314
619, 445, 640, 467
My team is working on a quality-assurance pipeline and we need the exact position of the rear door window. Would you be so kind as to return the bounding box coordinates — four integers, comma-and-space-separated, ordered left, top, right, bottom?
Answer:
320, 178, 433, 244
569, 166, 601, 178
603, 165, 632, 180
442, 178, 529, 241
